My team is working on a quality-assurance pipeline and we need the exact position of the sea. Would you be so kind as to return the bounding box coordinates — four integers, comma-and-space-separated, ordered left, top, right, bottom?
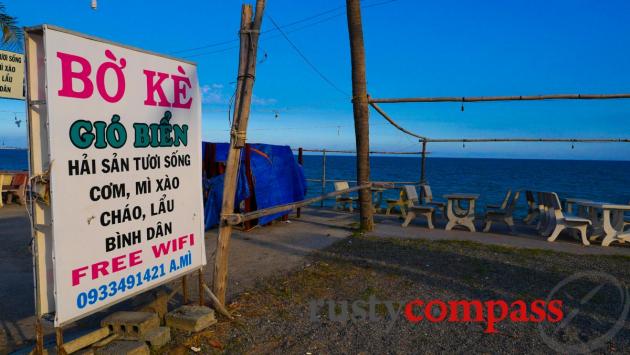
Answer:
0, 149, 28, 171
299, 155, 630, 211
2, 149, 629, 212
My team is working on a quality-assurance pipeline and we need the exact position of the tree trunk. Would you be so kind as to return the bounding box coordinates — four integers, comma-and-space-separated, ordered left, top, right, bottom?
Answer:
346, 0, 374, 231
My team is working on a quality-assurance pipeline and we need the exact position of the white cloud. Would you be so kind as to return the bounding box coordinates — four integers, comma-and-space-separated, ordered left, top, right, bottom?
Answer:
201, 83, 227, 104
200, 83, 278, 107
251, 95, 278, 106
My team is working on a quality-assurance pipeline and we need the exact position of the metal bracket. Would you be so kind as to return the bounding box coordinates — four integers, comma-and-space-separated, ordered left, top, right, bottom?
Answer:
29, 99, 47, 106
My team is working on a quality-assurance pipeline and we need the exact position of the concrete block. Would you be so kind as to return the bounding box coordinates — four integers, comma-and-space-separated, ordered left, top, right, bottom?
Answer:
92, 334, 120, 348
165, 305, 217, 332
138, 289, 170, 321
142, 326, 170, 350
61, 327, 110, 354
74, 348, 96, 355
101, 312, 159, 340
94, 340, 149, 355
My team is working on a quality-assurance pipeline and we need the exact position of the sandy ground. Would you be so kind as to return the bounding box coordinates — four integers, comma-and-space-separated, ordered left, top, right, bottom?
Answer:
2, 204, 629, 353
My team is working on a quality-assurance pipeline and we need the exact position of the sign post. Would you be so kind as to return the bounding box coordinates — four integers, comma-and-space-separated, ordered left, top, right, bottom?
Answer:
24, 25, 205, 329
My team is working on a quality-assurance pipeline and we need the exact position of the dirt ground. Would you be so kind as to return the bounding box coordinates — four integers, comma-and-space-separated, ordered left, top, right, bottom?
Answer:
162, 236, 630, 354
0, 205, 350, 353
3, 204, 630, 354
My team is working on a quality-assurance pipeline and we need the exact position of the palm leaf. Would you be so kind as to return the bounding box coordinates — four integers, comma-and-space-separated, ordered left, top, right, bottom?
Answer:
0, 3, 22, 50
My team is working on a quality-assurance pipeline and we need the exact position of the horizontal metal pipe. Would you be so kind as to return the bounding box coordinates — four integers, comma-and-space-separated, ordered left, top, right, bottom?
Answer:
369, 93, 630, 104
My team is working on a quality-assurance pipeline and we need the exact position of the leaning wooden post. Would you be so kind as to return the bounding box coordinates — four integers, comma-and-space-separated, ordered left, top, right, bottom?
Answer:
346, 0, 374, 231
213, 0, 265, 305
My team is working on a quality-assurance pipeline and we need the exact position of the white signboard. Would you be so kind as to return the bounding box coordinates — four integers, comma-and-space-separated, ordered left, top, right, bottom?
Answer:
0, 49, 24, 99
35, 26, 205, 326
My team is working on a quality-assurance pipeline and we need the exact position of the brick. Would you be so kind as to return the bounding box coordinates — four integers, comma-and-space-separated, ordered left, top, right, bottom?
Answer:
142, 326, 170, 349
165, 305, 217, 332
101, 312, 159, 340
94, 340, 149, 355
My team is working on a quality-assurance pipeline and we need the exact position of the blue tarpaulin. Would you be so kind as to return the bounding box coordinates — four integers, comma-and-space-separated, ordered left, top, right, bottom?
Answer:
202, 142, 306, 229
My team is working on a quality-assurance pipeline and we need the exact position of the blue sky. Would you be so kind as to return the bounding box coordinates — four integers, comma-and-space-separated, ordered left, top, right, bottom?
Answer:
2, 0, 630, 159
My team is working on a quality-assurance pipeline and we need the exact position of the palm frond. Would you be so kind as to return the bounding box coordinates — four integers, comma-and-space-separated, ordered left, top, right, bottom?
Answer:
0, 3, 22, 51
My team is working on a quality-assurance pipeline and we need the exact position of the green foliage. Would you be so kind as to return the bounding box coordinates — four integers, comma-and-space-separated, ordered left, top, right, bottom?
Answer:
0, 3, 22, 50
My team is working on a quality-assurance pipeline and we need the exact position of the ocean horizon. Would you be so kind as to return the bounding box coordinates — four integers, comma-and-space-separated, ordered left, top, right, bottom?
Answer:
2, 149, 629, 212
2, 147, 630, 162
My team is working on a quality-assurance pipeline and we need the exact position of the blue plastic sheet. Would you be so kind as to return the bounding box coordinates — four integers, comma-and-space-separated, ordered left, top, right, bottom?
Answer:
202, 142, 306, 229
248, 144, 307, 225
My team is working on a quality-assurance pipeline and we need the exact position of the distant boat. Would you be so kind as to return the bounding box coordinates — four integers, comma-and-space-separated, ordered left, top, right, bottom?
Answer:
0, 139, 26, 150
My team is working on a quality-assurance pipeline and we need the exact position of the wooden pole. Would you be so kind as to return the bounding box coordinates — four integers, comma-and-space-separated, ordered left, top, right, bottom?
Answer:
198, 268, 204, 306
297, 147, 303, 217
320, 149, 326, 208
420, 140, 427, 185
369, 93, 630, 104
346, 0, 374, 231
181, 275, 188, 304
419, 140, 427, 201
55, 327, 64, 355
213, 0, 265, 305
35, 317, 44, 355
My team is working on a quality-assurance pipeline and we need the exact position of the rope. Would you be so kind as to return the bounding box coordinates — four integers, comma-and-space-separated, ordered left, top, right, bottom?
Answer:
367, 95, 630, 144
231, 129, 247, 142
266, 14, 350, 98
237, 73, 256, 81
